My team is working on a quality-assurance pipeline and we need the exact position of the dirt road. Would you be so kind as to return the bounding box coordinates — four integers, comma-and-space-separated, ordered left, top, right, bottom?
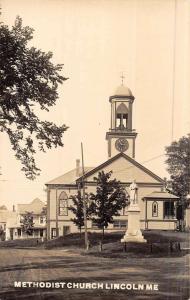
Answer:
0, 247, 189, 299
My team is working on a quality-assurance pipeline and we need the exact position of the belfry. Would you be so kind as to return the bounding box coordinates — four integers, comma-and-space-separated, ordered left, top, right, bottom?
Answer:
106, 82, 137, 158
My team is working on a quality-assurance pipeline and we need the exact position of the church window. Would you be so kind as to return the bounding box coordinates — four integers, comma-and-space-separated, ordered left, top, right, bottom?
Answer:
152, 201, 158, 217
164, 201, 175, 219
59, 191, 68, 216
113, 220, 127, 228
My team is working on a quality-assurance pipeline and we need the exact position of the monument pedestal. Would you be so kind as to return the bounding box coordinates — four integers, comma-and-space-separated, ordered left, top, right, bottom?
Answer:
121, 203, 146, 243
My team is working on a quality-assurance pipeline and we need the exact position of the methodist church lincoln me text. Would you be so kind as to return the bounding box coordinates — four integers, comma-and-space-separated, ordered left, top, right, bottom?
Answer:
46, 84, 178, 240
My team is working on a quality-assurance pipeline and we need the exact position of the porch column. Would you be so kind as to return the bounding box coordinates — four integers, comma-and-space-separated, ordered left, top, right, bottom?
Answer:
145, 199, 148, 229
56, 188, 59, 237
46, 188, 51, 240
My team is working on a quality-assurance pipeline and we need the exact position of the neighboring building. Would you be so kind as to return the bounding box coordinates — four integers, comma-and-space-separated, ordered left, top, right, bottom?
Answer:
5, 198, 47, 240
46, 84, 178, 240
0, 205, 8, 210
0, 206, 17, 240
0, 205, 8, 234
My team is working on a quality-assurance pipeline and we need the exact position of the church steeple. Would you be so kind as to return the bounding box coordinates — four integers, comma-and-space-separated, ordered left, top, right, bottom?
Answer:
106, 83, 137, 158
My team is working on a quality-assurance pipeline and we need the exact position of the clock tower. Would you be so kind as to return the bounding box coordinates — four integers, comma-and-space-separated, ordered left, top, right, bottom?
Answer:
106, 83, 137, 158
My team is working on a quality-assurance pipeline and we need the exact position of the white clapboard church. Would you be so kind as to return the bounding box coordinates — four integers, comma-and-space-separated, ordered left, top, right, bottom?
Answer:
46, 84, 178, 239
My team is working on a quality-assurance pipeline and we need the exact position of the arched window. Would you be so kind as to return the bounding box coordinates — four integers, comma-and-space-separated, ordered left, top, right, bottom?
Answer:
116, 103, 128, 129
59, 191, 68, 216
152, 201, 158, 217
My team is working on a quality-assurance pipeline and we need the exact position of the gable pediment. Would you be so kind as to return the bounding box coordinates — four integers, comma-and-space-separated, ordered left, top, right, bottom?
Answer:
78, 153, 164, 184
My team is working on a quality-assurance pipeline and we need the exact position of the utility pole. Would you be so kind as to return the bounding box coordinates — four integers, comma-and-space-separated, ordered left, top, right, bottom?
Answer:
81, 142, 88, 250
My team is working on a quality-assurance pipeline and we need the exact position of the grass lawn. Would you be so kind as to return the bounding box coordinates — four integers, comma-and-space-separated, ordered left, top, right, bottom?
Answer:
1, 230, 189, 257
0, 238, 42, 248
44, 231, 124, 249
44, 230, 189, 257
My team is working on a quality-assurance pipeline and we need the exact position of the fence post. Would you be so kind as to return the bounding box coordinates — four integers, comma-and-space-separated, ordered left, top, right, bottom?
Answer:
177, 242, 181, 251
170, 241, 173, 252
99, 240, 102, 252
87, 240, 90, 251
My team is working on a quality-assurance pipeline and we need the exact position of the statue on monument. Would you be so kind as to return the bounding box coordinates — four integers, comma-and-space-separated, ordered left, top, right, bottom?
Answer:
121, 179, 146, 243
129, 180, 138, 205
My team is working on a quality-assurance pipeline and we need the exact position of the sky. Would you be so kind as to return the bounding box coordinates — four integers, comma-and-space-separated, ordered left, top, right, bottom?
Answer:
0, 0, 190, 209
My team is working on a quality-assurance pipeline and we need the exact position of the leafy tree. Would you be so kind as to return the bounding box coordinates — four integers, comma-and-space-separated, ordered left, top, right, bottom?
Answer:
69, 190, 91, 236
90, 171, 128, 239
0, 16, 68, 179
165, 134, 190, 221
20, 211, 34, 236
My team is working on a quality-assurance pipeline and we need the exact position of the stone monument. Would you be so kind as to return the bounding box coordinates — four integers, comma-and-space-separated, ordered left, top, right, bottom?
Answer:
121, 180, 146, 243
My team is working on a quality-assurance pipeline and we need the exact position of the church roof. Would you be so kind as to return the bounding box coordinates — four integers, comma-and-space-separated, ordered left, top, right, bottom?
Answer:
17, 198, 46, 215
46, 167, 94, 185
144, 191, 179, 200
114, 84, 133, 97
76, 152, 164, 184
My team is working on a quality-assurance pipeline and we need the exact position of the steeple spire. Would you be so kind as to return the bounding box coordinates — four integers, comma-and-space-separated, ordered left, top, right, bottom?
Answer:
120, 72, 125, 86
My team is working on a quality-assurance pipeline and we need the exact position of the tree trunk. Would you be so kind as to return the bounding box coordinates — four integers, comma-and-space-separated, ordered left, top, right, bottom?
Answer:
102, 226, 104, 242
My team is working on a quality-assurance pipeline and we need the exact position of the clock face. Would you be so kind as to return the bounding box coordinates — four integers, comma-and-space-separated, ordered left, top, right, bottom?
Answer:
115, 138, 129, 152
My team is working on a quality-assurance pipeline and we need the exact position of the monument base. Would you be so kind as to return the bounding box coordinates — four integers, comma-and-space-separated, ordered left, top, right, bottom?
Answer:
121, 230, 147, 243
121, 203, 147, 243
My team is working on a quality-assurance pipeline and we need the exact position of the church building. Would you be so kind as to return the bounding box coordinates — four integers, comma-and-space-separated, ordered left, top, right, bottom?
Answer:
46, 84, 178, 240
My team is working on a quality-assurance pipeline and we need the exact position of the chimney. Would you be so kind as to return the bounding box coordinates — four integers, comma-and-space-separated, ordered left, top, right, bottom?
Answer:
76, 159, 80, 177
13, 205, 15, 212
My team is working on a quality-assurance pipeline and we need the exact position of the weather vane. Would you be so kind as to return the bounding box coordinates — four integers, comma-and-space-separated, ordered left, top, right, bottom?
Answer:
120, 72, 125, 85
